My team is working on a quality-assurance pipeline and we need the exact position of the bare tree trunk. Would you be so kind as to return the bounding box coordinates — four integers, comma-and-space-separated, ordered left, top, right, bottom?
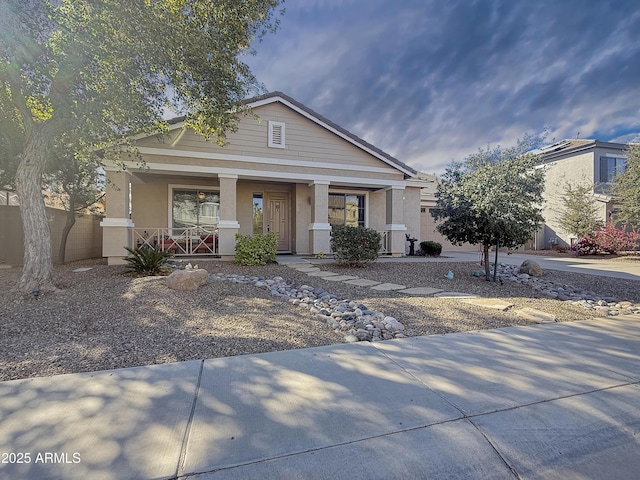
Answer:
483, 243, 491, 281
58, 212, 76, 264
16, 129, 57, 293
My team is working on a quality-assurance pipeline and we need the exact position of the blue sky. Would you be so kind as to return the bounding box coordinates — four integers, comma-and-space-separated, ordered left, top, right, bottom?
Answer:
246, 0, 640, 174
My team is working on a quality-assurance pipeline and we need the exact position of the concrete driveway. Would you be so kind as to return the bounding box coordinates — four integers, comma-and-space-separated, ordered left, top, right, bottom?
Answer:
1, 315, 639, 479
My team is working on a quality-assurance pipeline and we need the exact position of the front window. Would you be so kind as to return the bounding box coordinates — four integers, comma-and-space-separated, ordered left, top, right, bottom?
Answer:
328, 193, 365, 227
252, 193, 263, 234
172, 189, 219, 230
599, 156, 626, 183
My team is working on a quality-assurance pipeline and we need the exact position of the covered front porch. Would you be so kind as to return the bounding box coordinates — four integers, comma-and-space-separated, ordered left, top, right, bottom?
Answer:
100, 168, 422, 265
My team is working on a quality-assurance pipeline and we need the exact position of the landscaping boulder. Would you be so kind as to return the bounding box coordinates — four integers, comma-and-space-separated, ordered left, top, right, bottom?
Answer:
519, 260, 542, 277
166, 268, 209, 291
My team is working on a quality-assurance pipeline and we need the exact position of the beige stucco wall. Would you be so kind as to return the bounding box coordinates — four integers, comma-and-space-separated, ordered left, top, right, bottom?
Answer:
368, 190, 386, 232
294, 184, 311, 254
540, 152, 595, 246
419, 209, 478, 252
1, 205, 102, 265
404, 187, 421, 242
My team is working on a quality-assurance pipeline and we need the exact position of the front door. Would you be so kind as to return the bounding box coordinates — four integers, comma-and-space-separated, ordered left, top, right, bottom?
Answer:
267, 193, 290, 252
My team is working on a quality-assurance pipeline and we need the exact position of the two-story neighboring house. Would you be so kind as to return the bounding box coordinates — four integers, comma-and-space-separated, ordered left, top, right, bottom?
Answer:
534, 139, 628, 249
101, 92, 426, 264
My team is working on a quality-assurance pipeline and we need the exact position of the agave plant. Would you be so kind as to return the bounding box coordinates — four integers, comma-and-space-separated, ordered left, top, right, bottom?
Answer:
122, 246, 173, 276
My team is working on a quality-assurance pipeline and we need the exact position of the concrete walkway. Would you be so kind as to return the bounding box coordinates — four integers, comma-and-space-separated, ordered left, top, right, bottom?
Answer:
1, 315, 639, 479
276, 251, 640, 300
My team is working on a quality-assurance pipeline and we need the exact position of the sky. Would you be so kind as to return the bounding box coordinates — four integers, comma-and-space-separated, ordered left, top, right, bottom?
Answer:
246, 0, 640, 175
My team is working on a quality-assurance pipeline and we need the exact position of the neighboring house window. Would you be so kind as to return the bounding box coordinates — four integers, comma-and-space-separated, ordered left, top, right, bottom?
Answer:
328, 193, 365, 227
268, 121, 285, 148
599, 156, 626, 183
172, 189, 219, 230
252, 193, 263, 234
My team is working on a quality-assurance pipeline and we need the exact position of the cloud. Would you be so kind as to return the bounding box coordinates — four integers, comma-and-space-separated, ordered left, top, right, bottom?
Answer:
248, 0, 640, 174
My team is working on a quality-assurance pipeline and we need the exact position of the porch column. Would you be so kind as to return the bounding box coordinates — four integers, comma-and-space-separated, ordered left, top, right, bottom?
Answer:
218, 174, 240, 260
101, 169, 134, 265
308, 180, 331, 254
385, 186, 407, 256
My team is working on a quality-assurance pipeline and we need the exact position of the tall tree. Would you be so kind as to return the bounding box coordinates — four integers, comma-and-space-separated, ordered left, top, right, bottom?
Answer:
431, 136, 546, 280
0, 0, 281, 293
554, 182, 603, 239
612, 144, 640, 229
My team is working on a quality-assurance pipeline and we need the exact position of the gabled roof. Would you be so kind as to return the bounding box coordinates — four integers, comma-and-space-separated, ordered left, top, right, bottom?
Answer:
162, 91, 417, 177
245, 92, 417, 177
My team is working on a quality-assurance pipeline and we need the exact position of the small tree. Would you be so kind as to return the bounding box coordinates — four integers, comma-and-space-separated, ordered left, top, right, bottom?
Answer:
612, 144, 640, 229
46, 150, 105, 264
432, 135, 546, 280
554, 182, 603, 240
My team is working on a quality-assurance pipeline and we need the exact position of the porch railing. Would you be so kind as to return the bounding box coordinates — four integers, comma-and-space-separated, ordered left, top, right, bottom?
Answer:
379, 230, 390, 254
132, 227, 219, 256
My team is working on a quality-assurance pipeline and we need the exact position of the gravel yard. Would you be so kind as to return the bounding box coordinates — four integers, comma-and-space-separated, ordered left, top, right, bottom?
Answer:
1, 257, 638, 382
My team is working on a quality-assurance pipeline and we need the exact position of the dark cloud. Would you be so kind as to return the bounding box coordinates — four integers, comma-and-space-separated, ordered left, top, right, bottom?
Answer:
247, 0, 640, 174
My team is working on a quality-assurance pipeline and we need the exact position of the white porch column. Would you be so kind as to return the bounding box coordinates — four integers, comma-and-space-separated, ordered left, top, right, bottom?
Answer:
385, 186, 407, 256
308, 180, 331, 254
217, 174, 240, 259
101, 169, 134, 265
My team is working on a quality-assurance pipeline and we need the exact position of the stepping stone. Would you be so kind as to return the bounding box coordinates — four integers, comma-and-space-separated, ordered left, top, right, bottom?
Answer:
72, 267, 93, 273
398, 287, 443, 296
433, 292, 479, 299
344, 278, 381, 287
294, 267, 321, 273
516, 307, 557, 323
285, 263, 310, 268
307, 271, 339, 277
371, 283, 407, 291
462, 298, 514, 310
322, 275, 359, 282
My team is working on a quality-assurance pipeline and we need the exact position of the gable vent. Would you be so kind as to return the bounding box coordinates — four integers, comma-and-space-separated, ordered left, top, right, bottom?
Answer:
268, 121, 285, 148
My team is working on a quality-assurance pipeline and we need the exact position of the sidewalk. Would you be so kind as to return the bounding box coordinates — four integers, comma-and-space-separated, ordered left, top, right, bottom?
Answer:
1, 315, 639, 479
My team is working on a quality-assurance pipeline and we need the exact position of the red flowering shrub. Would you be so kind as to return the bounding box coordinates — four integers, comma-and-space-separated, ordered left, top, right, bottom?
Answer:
572, 224, 640, 255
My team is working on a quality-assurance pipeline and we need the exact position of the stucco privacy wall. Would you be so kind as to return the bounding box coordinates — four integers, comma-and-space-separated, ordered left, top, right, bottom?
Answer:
0, 205, 102, 265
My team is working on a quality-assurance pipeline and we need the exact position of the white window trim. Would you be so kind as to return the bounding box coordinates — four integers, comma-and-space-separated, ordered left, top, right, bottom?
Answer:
168, 183, 220, 230
268, 121, 286, 148
328, 189, 369, 228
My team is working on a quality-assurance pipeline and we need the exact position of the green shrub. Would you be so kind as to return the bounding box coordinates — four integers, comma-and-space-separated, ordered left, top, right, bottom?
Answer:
419, 240, 442, 256
123, 246, 173, 276
330, 225, 381, 266
235, 232, 277, 265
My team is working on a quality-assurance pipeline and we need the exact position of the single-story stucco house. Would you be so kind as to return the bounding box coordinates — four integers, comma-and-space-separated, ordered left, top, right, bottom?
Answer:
101, 92, 427, 264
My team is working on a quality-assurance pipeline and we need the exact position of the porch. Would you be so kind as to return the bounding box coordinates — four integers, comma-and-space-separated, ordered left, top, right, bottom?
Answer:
101, 169, 418, 265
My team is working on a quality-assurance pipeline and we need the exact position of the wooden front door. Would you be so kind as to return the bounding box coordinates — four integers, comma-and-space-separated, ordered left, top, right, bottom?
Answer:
267, 193, 290, 252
